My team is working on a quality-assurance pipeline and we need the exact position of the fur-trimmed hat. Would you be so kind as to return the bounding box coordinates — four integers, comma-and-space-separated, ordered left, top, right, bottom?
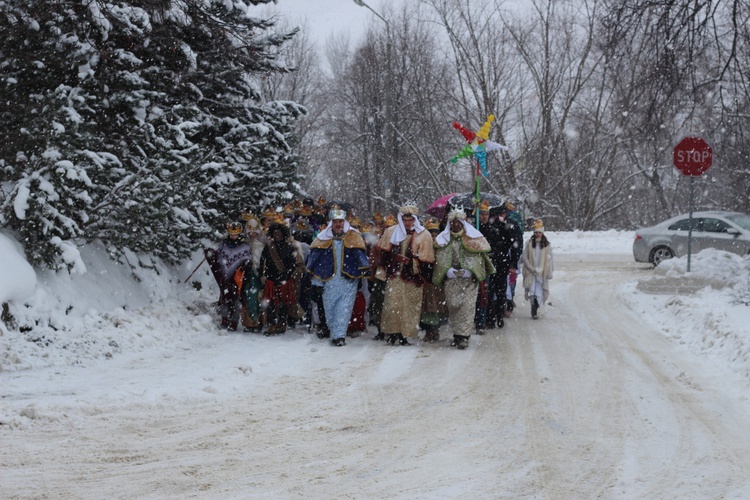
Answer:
531, 219, 544, 233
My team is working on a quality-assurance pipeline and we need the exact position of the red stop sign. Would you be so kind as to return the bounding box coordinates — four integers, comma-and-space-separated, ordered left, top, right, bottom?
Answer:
673, 136, 712, 176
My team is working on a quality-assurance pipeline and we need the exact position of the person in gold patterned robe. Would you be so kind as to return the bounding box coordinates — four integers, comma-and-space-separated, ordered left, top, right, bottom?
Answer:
377, 202, 435, 346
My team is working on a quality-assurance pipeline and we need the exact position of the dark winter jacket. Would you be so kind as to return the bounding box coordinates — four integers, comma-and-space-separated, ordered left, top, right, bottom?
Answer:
481, 221, 513, 276
260, 240, 298, 284
504, 218, 524, 268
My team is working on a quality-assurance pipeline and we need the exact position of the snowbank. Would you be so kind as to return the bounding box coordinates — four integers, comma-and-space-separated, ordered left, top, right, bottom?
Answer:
0, 235, 216, 373
0, 232, 36, 304
622, 247, 750, 383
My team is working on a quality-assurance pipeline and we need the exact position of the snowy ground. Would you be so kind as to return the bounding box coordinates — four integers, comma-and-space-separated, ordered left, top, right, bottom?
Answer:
2, 230, 750, 498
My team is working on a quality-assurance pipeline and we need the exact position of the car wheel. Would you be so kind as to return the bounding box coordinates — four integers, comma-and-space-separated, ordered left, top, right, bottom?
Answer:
650, 246, 674, 266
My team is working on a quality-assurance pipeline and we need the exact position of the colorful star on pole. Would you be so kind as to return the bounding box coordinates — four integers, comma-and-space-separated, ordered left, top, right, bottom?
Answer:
450, 115, 507, 178
449, 114, 509, 228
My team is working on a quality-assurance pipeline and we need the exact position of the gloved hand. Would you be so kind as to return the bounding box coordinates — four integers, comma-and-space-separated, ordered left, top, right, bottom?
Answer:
446, 268, 458, 279
534, 267, 543, 276
460, 269, 473, 278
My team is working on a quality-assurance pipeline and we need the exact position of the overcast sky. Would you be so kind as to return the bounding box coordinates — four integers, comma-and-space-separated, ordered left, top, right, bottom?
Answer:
260, 0, 400, 47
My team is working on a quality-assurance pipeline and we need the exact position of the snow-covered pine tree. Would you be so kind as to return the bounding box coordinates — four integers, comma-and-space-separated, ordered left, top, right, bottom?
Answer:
0, 0, 305, 269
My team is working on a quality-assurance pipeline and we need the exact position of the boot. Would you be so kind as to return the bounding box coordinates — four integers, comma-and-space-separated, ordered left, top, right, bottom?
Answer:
316, 325, 330, 339
451, 335, 469, 349
387, 334, 399, 345
398, 334, 411, 346
423, 327, 438, 342
373, 331, 385, 341
531, 298, 539, 319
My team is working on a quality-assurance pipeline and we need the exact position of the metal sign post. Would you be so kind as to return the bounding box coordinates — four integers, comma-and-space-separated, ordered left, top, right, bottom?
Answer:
673, 136, 713, 272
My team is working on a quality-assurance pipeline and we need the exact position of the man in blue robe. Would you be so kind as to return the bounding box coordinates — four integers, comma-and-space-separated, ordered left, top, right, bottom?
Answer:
306, 206, 371, 346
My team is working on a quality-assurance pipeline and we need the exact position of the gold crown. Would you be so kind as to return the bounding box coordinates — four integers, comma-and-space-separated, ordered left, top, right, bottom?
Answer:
373, 212, 384, 223
531, 219, 544, 232
240, 209, 254, 221
361, 222, 374, 233
425, 217, 441, 231
317, 196, 326, 206
383, 214, 397, 227
261, 207, 275, 219
226, 221, 243, 235
348, 216, 361, 228
299, 205, 313, 216
282, 204, 294, 215
478, 200, 490, 212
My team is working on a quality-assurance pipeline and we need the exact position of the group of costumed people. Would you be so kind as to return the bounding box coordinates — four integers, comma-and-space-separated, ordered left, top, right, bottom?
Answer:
203, 195, 552, 349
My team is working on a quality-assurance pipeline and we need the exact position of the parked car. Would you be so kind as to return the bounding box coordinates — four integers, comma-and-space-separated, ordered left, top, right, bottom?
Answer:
633, 211, 750, 266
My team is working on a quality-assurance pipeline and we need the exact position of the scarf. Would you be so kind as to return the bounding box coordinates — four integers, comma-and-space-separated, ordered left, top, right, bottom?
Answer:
390, 213, 425, 246
316, 220, 356, 241
435, 219, 483, 246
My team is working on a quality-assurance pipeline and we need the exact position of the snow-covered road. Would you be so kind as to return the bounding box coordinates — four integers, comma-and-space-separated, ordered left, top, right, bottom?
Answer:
3, 251, 750, 498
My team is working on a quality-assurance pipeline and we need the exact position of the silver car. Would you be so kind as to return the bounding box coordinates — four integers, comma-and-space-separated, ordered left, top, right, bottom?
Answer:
633, 211, 750, 266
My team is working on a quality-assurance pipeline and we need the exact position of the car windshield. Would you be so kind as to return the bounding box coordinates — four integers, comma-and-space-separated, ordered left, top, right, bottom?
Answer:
725, 213, 750, 231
